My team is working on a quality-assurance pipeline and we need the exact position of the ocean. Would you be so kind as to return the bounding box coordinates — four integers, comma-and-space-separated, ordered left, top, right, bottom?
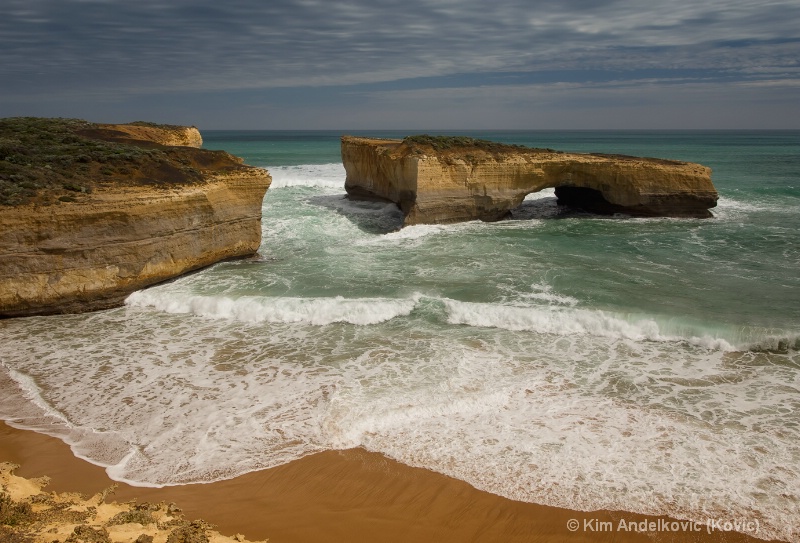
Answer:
1, 130, 798, 541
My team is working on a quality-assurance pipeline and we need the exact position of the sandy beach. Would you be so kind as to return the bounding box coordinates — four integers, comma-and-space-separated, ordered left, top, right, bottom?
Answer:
0, 421, 774, 543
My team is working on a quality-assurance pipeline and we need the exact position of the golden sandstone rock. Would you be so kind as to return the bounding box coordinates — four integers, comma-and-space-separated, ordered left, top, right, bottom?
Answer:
95, 122, 204, 148
0, 119, 270, 317
341, 135, 718, 226
0, 461, 266, 543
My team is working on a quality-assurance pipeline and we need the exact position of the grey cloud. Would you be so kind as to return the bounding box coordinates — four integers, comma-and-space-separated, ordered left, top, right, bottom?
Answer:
2, 0, 798, 94
0, 0, 798, 128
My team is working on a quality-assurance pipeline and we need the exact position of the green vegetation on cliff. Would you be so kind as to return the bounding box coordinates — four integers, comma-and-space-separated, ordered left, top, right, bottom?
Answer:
0, 117, 210, 206
403, 134, 489, 149
402, 134, 555, 154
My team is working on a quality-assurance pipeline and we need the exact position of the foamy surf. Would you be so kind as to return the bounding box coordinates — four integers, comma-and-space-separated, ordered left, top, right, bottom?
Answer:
441, 298, 741, 351
268, 163, 345, 189
126, 291, 417, 326
0, 350, 334, 488
125, 287, 790, 353
520, 281, 579, 306
373, 224, 450, 242
328, 373, 800, 542
1, 364, 74, 429
522, 187, 557, 200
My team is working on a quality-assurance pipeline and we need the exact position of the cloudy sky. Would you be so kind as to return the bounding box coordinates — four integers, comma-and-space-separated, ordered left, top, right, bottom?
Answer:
2, 0, 799, 129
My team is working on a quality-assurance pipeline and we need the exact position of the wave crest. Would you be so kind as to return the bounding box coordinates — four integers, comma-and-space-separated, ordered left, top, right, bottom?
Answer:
268, 163, 345, 189
125, 291, 417, 326
441, 298, 738, 350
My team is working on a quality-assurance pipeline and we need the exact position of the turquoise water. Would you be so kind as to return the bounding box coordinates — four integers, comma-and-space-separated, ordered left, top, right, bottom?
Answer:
204, 130, 800, 341
1, 130, 798, 541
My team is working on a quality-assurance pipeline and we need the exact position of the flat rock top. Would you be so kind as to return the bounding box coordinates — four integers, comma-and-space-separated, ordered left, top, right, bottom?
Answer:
342, 134, 694, 167
104, 121, 201, 145
0, 117, 246, 208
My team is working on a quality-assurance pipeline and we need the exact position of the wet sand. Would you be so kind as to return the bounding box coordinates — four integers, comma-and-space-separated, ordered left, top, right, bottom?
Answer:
0, 421, 771, 543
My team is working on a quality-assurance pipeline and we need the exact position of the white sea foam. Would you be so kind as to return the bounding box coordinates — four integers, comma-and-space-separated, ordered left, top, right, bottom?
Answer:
320, 336, 800, 542
327, 372, 799, 541
0, 314, 340, 486
715, 196, 766, 213
0, 306, 797, 540
0, 362, 143, 476
742, 332, 800, 353
376, 224, 450, 242
522, 281, 579, 306
1, 363, 74, 428
363, 218, 508, 244
444, 298, 657, 338
522, 187, 556, 200
125, 290, 417, 326
441, 298, 737, 351
713, 195, 777, 222
268, 163, 345, 189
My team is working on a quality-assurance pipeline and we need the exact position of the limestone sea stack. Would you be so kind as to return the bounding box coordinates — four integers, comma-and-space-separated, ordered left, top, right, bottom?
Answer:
342, 135, 718, 225
0, 118, 271, 317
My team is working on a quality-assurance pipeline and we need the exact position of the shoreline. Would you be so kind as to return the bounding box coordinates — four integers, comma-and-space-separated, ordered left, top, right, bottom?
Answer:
0, 421, 775, 543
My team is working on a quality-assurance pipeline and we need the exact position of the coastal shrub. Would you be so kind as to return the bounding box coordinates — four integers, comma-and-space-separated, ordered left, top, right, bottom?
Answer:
0, 527, 34, 543
63, 182, 87, 192
402, 134, 554, 154
129, 121, 188, 130
0, 117, 210, 206
403, 134, 499, 150
65, 524, 111, 543
107, 509, 155, 526
166, 520, 211, 543
0, 492, 33, 527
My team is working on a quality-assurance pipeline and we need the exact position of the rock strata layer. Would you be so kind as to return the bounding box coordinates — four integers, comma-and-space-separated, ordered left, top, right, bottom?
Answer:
342, 136, 718, 225
89, 122, 204, 148
0, 119, 270, 317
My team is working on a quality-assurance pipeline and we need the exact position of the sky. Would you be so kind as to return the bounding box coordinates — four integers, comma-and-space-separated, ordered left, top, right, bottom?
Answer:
1, 0, 799, 130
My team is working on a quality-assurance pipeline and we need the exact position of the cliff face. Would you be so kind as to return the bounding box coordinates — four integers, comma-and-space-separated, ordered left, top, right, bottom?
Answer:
93, 122, 204, 148
341, 136, 718, 225
0, 119, 270, 317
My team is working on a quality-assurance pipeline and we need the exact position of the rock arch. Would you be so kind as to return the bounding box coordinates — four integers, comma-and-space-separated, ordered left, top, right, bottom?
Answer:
341, 136, 718, 226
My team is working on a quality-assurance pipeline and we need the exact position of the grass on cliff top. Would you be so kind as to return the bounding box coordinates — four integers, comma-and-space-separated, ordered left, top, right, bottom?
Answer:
128, 120, 194, 130
402, 134, 555, 154
0, 117, 208, 206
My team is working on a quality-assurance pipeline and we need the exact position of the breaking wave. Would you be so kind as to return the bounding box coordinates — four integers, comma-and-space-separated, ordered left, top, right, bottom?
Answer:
126, 291, 417, 326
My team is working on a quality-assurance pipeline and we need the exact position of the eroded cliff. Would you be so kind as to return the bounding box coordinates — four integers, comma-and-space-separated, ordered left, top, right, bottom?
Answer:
91, 121, 204, 148
0, 118, 270, 317
342, 135, 718, 225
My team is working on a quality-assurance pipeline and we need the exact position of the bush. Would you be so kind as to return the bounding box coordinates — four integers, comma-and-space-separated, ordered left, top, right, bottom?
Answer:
0, 117, 207, 206
107, 509, 156, 526
0, 492, 33, 527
